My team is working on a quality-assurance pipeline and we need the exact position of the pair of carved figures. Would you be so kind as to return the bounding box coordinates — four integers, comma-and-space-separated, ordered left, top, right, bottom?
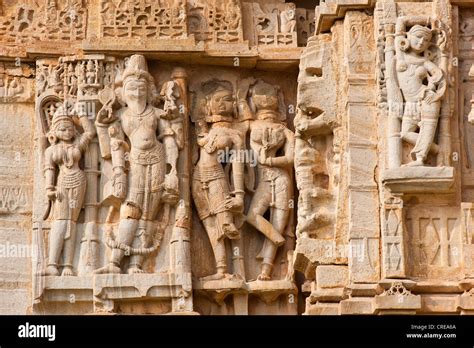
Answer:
43, 55, 183, 276
389, 16, 448, 167
192, 79, 294, 281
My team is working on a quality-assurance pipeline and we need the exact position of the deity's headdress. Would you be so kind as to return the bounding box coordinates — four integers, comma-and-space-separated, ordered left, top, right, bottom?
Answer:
48, 104, 76, 144
121, 55, 154, 86
201, 80, 236, 123
408, 25, 433, 40
116, 54, 158, 105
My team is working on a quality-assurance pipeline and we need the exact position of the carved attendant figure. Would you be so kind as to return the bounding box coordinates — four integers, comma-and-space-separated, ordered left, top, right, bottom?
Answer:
192, 81, 245, 281
95, 55, 181, 274
280, 3, 296, 34
396, 18, 447, 166
43, 105, 96, 276
247, 81, 295, 280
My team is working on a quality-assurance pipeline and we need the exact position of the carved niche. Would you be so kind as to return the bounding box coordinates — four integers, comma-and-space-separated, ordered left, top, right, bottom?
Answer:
189, 75, 298, 315
377, 0, 457, 193
33, 54, 193, 314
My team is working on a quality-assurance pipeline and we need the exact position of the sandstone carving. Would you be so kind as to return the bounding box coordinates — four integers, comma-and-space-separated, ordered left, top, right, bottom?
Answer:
246, 80, 295, 281
192, 80, 245, 281
95, 55, 181, 275
42, 105, 96, 277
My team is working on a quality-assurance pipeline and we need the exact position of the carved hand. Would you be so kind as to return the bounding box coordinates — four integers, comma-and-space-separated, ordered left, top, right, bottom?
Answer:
424, 90, 438, 104
295, 118, 308, 133
46, 187, 58, 202
225, 195, 244, 214
113, 168, 127, 200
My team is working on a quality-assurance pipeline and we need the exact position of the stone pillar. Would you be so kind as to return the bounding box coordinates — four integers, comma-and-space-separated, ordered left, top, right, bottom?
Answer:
344, 11, 381, 285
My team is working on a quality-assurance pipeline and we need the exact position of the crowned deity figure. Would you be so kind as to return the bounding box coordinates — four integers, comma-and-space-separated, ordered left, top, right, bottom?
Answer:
95, 55, 181, 274
43, 105, 96, 276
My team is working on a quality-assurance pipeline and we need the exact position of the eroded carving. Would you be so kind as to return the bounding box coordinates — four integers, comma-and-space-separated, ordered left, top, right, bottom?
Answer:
95, 55, 182, 274
42, 105, 96, 276
192, 80, 245, 281
246, 80, 295, 281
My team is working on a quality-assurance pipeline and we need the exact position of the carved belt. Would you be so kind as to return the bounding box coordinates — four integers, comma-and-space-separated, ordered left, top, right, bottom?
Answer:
57, 170, 86, 189
193, 165, 226, 187
130, 143, 165, 165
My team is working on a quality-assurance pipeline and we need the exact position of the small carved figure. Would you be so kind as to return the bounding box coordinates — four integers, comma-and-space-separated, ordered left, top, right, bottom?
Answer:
66, 63, 77, 96
395, 18, 447, 167
192, 80, 245, 280
246, 81, 294, 280
280, 3, 296, 34
43, 105, 96, 276
86, 60, 96, 85
294, 107, 336, 235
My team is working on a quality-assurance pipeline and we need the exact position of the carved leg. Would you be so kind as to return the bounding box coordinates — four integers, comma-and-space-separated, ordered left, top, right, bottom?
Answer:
128, 219, 155, 274
200, 216, 229, 281
401, 117, 439, 159
45, 220, 68, 276
408, 119, 439, 166
258, 207, 289, 281
247, 184, 285, 246
61, 220, 77, 276
94, 218, 138, 274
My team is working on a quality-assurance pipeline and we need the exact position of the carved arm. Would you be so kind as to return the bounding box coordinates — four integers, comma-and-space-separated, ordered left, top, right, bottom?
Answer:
395, 16, 431, 36
265, 128, 295, 168
78, 114, 97, 153
43, 146, 57, 200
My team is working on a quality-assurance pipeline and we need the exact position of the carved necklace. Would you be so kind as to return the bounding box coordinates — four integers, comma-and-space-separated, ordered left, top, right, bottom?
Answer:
128, 105, 152, 123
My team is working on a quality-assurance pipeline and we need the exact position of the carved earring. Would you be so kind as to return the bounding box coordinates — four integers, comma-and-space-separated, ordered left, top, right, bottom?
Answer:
423, 49, 433, 61
48, 133, 58, 144
399, 37, 410, 52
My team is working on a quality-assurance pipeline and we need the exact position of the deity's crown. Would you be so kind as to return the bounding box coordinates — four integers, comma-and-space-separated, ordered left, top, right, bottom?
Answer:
51, 104, 74, 129
409, 24, 432, 39
121, 54, 153, 85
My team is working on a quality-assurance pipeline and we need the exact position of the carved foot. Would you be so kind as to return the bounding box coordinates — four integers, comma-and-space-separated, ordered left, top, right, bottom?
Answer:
257, 264, 273, 281
61, 266, 75, 276
127, 266, 145, 274
403, 159, 424, 167
257, 273, 272, 281
43, 265, 60, 276
163, 174, 180, 205
223, 223, 240, 240
93, 264, 122, 274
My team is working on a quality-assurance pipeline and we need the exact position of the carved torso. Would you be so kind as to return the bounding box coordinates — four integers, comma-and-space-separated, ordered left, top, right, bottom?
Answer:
120, 105, 164, 151
49, 142, 82, 175
251, 119, 286, 157
397, 52, 432, 102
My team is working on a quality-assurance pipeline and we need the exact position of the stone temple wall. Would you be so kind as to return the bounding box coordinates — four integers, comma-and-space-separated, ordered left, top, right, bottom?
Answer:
0, 0, 473, 315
